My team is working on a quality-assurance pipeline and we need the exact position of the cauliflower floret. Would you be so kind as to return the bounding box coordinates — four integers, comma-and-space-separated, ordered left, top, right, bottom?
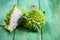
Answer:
18, 8, 46, 32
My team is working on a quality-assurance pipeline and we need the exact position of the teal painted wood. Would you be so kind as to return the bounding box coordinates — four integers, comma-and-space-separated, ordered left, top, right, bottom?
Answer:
0, 27, 14, 40
0, 0, 60, 40
14, 0, 41, 40
0, 0, 17, 40
40, 0, 60, 40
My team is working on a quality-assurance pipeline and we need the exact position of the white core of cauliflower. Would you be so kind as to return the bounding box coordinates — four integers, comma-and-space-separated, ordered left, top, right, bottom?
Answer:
8, 6, 23, 32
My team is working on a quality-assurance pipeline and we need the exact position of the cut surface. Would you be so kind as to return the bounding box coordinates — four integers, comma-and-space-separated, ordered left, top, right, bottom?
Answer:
5, 6, 23, 32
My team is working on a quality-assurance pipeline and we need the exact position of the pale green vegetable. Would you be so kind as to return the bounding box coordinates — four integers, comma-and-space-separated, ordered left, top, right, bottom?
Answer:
4, 5, 24, 32
18, 8, 46, 32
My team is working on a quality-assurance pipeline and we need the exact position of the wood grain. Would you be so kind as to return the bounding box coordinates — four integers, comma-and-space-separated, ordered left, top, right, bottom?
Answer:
39, 0, 60, 40
0, 0, 60, 40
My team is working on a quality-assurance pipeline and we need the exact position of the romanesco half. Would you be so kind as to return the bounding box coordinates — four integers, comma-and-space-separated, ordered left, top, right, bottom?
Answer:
18, 8, 46, 32
4, 5, 24, 32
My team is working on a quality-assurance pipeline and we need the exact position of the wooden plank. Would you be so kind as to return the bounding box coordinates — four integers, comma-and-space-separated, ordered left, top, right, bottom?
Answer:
0, 27, 14, 40
14, 0, 41, 40
55, 0, 60, 40
0, 0, 17, 40
39, 0, 60, 40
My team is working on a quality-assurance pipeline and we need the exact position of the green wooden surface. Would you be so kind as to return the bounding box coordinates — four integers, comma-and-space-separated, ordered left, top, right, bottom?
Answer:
40, 0, 60, 40
0, 27, 14, 40
0, 0, 60, 40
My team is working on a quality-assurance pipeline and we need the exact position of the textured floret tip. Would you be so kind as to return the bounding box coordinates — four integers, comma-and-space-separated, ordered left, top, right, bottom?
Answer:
4, 6, 24, 32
